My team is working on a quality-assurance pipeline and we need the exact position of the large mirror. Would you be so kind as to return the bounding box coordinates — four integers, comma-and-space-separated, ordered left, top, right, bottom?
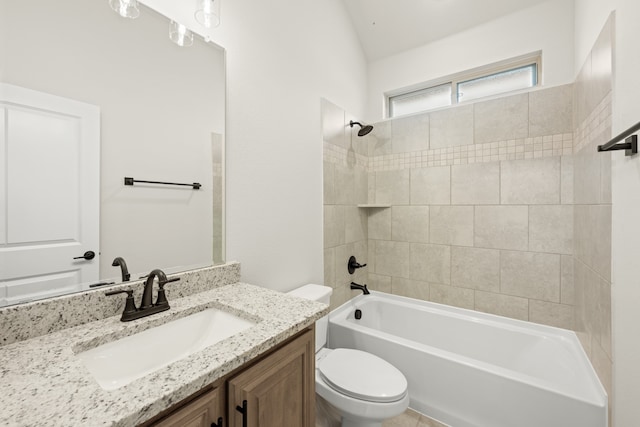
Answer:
0, 0, 225, 306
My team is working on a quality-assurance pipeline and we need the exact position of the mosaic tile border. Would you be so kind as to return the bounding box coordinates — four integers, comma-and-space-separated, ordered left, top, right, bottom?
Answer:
324, 133, 573, 172
574, 91, 612, 154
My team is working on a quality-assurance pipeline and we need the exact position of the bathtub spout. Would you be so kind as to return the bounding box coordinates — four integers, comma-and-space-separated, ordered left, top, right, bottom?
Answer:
350, 282, 370, 295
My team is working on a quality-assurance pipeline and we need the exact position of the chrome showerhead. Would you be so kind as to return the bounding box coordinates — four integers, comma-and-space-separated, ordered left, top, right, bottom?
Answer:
350, 120, 374, 137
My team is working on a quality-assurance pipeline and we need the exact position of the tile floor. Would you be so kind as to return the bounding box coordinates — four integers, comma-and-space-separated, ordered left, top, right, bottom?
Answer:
382, 409, 449, 427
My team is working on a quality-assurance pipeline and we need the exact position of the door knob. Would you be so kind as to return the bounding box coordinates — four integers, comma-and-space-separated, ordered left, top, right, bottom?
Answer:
73, 251, 96, 260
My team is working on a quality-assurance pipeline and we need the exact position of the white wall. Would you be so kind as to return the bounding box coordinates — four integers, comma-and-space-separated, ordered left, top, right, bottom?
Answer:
144, 0, 368, 292
365, 0, 574, 121
575, 1, 640, 425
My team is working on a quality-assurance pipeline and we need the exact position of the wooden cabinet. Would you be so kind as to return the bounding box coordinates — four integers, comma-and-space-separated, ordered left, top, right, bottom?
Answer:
227, 327, 315, 427
148, 327, 315, 427
153, 387, 224, 427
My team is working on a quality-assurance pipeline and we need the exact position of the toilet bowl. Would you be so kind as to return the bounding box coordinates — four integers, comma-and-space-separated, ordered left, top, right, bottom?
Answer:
288, 284, 409, 427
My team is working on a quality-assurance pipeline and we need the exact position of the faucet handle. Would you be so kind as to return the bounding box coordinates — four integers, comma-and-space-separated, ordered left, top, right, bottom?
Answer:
159, 277, 180, 287
348, 256, 367, 274
105, 289, 138, 320
155, 277, 179, 307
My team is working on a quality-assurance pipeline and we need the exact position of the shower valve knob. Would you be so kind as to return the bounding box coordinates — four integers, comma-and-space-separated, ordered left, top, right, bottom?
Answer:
348, 256, 367, 274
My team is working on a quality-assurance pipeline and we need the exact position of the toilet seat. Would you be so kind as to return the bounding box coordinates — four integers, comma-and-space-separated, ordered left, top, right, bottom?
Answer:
318, 348, 407, 403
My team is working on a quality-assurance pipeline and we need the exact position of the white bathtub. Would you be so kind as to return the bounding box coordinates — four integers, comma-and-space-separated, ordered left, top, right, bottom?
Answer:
328, 291, 607, 427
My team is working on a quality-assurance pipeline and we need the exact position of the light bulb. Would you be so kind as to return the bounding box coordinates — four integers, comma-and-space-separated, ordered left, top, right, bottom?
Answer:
169, 21, 194, 47
109, 0, 139, 19
195, 0, 220, 28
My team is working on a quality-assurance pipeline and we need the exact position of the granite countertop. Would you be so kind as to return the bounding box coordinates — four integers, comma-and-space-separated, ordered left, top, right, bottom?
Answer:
0, 282, 328, 426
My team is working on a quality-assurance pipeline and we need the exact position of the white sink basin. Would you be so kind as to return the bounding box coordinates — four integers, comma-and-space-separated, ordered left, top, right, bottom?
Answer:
77, 308, 256, 390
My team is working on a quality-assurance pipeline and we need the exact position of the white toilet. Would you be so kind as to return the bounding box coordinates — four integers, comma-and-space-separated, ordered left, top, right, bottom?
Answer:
288, 284, 409, 427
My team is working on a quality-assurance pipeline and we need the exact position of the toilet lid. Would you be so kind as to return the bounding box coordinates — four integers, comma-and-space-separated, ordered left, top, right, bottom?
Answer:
318, 348, 407, 403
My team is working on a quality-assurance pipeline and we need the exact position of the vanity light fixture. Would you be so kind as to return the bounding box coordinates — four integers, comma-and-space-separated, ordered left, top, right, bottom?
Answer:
169, 21, 194, 47
109, 0, 140, 19
194, 0, 221, 28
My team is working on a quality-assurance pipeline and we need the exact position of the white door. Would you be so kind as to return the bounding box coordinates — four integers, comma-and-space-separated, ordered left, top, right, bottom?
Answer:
0, 83, 100, 306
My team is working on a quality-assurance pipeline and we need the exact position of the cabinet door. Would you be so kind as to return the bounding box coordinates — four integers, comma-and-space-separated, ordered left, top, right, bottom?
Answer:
153, 386, 224, 427
228, 328, 315, 427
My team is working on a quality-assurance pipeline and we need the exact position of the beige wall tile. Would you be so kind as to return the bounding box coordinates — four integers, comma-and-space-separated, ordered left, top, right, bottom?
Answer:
561, 155, 574, 205
451, 162, 500, 205
334, 243, 355, 288
600, 148, 612, 204
323, 161, 335, 205
324, 247, 335, 288
368, 240, 376, 273
368, 120, 392, 156
354, 169, 368, 205
392, 112, 429, 153
573, 140, 603, 205
392, 206, 430, 243
334, 165, 355, 205
368, 273, 392, 293
321, 98, 346, 148
529, 300, 574, 329
430, 205, 474, 246
411, 166, 451, 205
474, 205, 528, 251
430, 284, 474, 310
346, 112, 369, 157
588, 17, 613, 113
330, 282, 350, 311
529, 205, 573, 255
410, 243, 450, 284
451, 246, 500, 292
500, 250, 561, 302
501, 157, 560, 204
376, 170, 410, 205
430, 104, 474, 149
368, 171, 376, 204
368, 207, 392, 240
561, 255, 574, 305
529, 84, 573, 137
392, 277, 430, 301
474, 290, 529, 321
574, 205, 612, 281
598, 278, 612, 359
376, 240, 411, 278
574, 52, 591, 127
324, 205, 345, 248
344, 206, 367, 244
474, 93, 529, 144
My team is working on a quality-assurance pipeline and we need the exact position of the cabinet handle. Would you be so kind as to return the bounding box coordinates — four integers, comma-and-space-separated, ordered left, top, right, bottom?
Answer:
235, 400, 247, 427
210, 417, 223, 427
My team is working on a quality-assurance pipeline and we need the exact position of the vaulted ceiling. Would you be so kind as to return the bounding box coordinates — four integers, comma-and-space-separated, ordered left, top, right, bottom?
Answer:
341, 0, 552, 60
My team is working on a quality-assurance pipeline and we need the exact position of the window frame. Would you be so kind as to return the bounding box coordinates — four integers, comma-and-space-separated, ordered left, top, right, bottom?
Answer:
386, 52, 542, 119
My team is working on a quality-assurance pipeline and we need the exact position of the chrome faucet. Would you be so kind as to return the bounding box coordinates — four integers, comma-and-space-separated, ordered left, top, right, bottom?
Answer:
111, 257, 130, 282
106, 268, 180, 322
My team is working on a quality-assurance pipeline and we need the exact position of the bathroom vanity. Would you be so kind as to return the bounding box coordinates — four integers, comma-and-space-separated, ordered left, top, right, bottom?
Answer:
0, 265, 326, 426
148, 328, 314, 427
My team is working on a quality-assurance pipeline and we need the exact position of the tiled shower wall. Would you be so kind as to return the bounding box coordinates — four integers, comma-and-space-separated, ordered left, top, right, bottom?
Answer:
363, 85, 575, 328
323, 99, 369, 310
322, 13, 614, 420
572, 15, 613, 409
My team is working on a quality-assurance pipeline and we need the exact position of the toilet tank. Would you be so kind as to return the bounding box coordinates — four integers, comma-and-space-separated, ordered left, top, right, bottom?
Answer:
287, 284, 332, 350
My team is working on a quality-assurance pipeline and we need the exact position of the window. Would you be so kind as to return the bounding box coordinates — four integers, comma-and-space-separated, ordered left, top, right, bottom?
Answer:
387, 54, 540, 118
389, 83, 452, 118
457, 64, 537, 103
